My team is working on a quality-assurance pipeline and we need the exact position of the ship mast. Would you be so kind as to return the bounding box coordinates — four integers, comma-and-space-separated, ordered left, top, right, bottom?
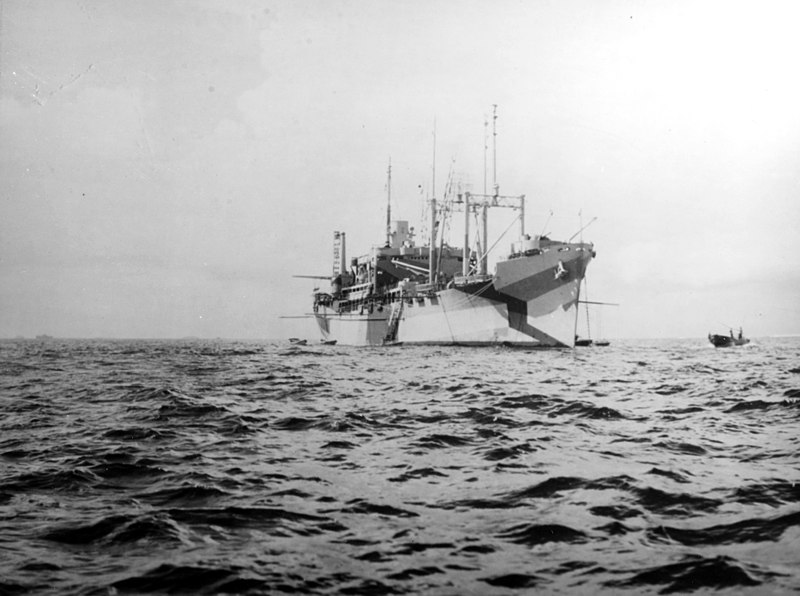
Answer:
483, 115, 488, 196
492, 104, 499, 196
429, 120, 437, 284
385, 159, 392, 247
479, 106, 500, 274
457, 105, 525, 277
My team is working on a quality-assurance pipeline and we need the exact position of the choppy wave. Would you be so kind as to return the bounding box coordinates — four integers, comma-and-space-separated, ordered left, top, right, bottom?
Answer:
1, 337, 799, 594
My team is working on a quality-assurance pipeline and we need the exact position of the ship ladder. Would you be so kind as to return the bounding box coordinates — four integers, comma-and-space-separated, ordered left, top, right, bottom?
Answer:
383, 295, 404, 344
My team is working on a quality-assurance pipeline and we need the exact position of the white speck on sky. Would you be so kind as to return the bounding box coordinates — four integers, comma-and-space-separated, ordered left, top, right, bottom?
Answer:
1, 0, 798, 339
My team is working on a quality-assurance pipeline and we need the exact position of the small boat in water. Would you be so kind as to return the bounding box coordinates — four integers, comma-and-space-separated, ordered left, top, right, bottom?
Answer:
574, 278, 614, 347
288, 338, 308, 346
708, 328, 750, 348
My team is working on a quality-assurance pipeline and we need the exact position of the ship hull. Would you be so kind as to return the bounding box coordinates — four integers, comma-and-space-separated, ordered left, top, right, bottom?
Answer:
395, 284, 580, 347
314, 247, 591, 348
315, 309, 389, 347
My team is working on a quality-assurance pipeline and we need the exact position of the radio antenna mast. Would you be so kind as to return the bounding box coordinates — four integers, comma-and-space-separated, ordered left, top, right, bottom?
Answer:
492, 104, 499, 196
483, 114, 488, 196
429, 118, 438, 284
385, 159, 392, 247
432, 118, 437, 200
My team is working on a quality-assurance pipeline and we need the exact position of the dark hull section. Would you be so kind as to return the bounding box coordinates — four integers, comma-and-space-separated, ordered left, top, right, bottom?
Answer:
708, 333, 750, 348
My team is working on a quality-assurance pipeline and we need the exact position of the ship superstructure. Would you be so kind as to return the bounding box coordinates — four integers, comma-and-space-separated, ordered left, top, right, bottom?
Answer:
308, 111, 595, 347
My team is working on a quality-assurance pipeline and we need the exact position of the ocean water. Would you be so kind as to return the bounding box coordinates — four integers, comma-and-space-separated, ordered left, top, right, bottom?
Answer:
1, 337, 799, 595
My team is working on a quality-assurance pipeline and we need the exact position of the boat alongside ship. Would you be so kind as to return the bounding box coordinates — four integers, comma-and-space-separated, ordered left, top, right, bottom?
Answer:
300, 111, 597, 348
574, 278, 613, 347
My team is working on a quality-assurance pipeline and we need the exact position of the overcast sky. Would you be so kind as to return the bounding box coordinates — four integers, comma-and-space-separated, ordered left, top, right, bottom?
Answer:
1, 0, 798, 340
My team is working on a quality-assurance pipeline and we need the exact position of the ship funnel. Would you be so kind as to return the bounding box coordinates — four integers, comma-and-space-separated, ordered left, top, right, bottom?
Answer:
389, 221, 412, 249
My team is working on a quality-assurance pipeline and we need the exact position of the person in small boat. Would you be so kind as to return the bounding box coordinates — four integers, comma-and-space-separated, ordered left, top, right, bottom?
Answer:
738, 327, 743, 340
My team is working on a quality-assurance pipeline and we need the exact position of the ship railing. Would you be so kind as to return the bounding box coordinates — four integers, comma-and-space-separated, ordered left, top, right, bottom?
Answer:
415, 282, 437, 294
340, 282, 373, 301
453, 274, 493, 287
335, 284, 398, 315
504, 240, 594, 261
384, 287, 406, 304
507, 247, 543, 260
336, 296, 387, 315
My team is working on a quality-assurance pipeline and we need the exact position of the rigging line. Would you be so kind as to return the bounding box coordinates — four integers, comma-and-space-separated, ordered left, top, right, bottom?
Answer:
448, 282, 496, 333
437, 289, 457, 343
470, 211, 483, 270
540, 210, 553, 236
583, 277, 591, 339
568, 216, 597, 243
474, 211, 522, 266
435, 159, 458, 276
471, 280, 495, 298
447, 281, 494, 309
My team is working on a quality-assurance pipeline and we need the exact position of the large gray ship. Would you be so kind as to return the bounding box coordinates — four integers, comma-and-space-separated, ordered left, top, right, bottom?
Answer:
304, 113, 596, 347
